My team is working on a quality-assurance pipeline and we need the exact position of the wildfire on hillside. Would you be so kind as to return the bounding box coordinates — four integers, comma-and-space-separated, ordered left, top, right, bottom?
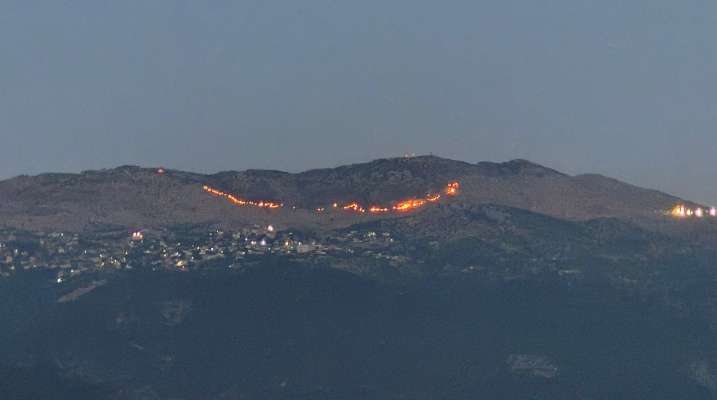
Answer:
343, 202, 366, 213
392, 199, 427, 212
426, 193, 441, 202
202, 186, 283, 209
446, 181, 460, 196
202, 181, 461, 215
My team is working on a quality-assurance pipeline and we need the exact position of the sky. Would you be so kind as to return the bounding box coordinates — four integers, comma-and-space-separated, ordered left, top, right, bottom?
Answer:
1, 1, 716, 203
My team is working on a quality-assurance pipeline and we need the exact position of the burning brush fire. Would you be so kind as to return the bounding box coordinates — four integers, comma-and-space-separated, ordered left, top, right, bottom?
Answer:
204, 181, 715, 221
202, 181, 461, 215
202, 186, 283, 209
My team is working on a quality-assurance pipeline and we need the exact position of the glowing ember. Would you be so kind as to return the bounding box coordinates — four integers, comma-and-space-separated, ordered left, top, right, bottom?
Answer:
426, 193, 441, 202
204, 180, 461, 215
333, 182, 459, 214
343, 202, 366, 213
392, 199, 427, 212
203, 185, 283, 209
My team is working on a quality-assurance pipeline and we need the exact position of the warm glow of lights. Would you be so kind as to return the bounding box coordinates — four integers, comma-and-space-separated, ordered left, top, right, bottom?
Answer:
203, 185, 283, 209
369, 206, 390, 213
671, 204, 717, 219
671, 205, 686, 217
131, 231, 144, 241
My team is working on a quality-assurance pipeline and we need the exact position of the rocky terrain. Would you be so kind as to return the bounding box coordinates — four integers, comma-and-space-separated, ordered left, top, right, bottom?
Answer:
0, 156, 695, 234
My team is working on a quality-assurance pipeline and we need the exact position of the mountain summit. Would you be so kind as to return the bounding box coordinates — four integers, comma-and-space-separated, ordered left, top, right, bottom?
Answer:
3, 156, 717, 400
0, 156, 687, 233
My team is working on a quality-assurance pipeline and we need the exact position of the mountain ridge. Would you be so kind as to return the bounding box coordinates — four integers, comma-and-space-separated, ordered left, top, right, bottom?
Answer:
0, 155, 695, 234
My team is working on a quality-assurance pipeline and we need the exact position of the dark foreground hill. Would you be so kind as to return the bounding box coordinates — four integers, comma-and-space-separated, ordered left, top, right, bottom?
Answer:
3, 265, 717, 400
3, 157, 717, 399
3, 203, 717, 399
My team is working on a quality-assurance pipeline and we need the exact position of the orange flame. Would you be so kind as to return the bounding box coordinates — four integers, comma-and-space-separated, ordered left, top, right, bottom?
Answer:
426, 193, 441, 202
343, 202, 366, 213
445, 181, 460, 196
204, 180, 461, 215
203, 185, 283, 209
392, 199, 427, 212
329, 181, 461, 214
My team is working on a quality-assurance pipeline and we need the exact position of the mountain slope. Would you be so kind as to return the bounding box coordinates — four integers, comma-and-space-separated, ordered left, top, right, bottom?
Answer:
3, 265, 715, 400
0, 156, 691, 233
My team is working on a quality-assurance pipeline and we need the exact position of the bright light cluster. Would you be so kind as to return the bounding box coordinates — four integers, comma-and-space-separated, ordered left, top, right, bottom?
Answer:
671, 204, 717, 218
202, 181, 461, 215
202, 185, 283, 209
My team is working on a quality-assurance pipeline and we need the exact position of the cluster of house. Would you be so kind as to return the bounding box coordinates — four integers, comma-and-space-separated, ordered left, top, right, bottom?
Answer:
0, 224, 401, 282
670, 204, 717, 218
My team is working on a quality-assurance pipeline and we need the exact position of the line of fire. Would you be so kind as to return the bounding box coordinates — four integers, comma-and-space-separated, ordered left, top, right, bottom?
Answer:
202, 181, 460, 214
202, 186, 283, 209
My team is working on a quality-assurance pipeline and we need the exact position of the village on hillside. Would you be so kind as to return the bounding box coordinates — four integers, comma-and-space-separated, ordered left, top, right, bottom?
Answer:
0, 225, 408, 283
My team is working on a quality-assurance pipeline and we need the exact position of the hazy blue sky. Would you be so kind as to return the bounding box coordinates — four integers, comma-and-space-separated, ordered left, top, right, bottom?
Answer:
1, 1, 716, 202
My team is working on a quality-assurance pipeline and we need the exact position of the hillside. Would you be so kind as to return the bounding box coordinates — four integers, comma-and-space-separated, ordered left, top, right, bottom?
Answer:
4, 157, 717, 399
0, 156, 691, 234
3, 267, 715, 400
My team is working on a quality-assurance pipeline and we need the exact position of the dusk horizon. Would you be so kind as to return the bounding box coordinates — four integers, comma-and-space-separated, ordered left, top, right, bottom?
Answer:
3, 1, 717, 203
3, 2, 717, 399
